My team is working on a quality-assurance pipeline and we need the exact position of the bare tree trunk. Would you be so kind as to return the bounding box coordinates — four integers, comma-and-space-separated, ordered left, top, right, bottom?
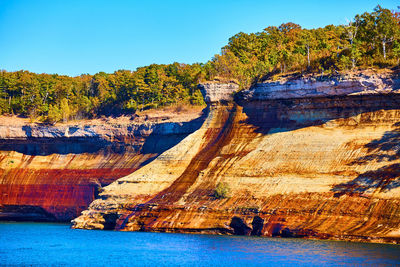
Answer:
382, 40, 386, 60
307, 45, 310, 67
42, 91, 49, 104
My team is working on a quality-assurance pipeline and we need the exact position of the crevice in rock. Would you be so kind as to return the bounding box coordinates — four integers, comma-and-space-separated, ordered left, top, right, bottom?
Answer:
103, 213, 119, 230
229, 216, 251, 235
251, 216, 264, 236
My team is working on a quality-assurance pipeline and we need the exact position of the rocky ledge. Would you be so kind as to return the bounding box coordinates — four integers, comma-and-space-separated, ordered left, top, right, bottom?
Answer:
198, 82, 239, 103
72, 70, 400, 244
0, 109, 205, 221
240, 71, 400, 101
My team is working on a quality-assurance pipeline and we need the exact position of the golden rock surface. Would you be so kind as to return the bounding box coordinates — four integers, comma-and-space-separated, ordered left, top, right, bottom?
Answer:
73, 78, 400, 243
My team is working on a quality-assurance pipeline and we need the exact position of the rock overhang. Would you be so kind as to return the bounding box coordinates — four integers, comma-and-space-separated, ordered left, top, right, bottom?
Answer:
198, 82, 240, 104
238, 72, 400, 102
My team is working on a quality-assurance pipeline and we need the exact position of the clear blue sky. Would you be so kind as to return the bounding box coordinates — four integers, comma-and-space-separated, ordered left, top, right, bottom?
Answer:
0, 0, 398, 76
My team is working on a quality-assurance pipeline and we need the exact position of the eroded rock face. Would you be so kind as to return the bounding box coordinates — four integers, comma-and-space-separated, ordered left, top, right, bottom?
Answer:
240, 72, 400, 101
72, 71, 400, 243
0, 115, 205, 221
198, 82, 239, 103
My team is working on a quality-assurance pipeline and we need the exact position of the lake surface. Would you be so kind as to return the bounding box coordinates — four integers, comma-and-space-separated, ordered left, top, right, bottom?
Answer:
0, 222, 399, 266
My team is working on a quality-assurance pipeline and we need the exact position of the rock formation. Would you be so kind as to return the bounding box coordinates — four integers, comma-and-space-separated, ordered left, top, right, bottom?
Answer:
198, 82, 239, 103
72, 71, 400, 244
242, 72, 400, 101
0, 112, 204, 221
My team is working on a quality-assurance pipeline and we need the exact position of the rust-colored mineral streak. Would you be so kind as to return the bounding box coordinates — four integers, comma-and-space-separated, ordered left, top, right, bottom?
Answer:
0, 112, 204, 221
73, 71, 400, 244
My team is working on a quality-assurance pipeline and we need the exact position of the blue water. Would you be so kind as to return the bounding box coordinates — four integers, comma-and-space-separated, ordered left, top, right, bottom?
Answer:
0, 222, 399, 266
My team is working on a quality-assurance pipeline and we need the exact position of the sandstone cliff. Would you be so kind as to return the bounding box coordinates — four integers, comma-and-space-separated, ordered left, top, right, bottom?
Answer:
0, 110, 204, 221
72, 71, 400, 244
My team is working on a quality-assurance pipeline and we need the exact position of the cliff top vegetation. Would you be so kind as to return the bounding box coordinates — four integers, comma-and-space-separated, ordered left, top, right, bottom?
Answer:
0, 5, 399, 123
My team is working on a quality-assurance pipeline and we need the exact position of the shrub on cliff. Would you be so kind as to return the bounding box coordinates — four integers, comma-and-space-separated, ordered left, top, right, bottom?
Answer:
213, 182, 230, 199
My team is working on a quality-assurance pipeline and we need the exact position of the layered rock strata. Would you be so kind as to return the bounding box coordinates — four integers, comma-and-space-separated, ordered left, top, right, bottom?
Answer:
0, 114, 204, 221
198, 82, 239, 103
73, 72, 400, 243
243, 71, 400, 100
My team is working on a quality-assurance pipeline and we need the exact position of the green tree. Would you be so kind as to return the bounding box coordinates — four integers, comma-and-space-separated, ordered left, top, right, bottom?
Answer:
374, 5, 400, 60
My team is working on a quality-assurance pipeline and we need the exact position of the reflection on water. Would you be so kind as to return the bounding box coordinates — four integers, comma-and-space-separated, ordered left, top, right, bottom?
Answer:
0, 222, 399, 266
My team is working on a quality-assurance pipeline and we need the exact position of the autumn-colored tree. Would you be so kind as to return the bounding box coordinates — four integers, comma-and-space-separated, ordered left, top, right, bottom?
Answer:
1, 6, 398, 121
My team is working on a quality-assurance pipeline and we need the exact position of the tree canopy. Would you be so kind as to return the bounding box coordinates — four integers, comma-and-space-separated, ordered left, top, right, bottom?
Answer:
1, 5, 399, 122
0, 63, 206, 122
210, 5, 400, 87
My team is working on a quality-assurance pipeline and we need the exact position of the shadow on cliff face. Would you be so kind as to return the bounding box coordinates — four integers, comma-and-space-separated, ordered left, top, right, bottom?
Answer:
0, 113, 207, 156
331, 123, 400, 197
140, 114, 206, 154
236, 94, 400, 135
235, 93, 400, 197
351, 123, 400, 164
0, 205, 57, 222
0, 139, 114, 155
